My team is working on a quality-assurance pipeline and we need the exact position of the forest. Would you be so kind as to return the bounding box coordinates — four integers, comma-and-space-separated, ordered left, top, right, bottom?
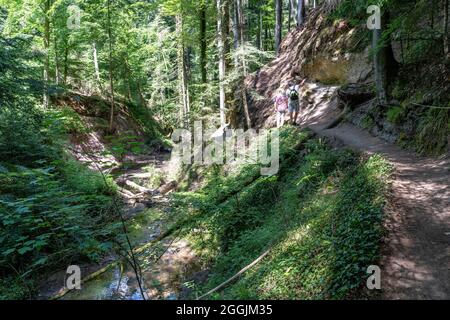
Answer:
0, 0, 449, 301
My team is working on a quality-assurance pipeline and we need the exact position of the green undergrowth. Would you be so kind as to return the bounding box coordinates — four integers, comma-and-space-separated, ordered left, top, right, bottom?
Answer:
173, 126, 391, 299
0, 93, 170, 299
45, 106, 91, 135
127, 101, 170, 148
0, 103, 120, 299
390, 81, 450, 155
415, 108, 450, 156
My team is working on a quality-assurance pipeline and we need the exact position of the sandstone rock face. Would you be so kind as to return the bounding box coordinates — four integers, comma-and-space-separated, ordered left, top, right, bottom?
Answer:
303, 47, 372, 85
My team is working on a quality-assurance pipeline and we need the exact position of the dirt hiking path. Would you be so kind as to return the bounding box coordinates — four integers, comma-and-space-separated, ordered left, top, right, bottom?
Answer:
299, 91, 450, 299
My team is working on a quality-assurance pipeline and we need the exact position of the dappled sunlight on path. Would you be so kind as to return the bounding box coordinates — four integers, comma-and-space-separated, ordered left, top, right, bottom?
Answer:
298, 84, 450, 299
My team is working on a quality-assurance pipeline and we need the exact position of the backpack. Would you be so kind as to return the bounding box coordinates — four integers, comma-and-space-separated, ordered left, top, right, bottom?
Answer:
288, 87, 299, 101
275, 95, 288, 112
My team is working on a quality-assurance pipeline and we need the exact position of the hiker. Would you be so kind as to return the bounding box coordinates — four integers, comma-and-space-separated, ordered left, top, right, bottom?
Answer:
273, 88, 288, 128
286, 79, 306, 125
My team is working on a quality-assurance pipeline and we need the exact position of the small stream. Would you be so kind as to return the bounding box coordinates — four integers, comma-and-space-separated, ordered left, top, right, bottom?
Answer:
61, 264, 145, 300
42, 152, 202, 300
59, 207, 200, 300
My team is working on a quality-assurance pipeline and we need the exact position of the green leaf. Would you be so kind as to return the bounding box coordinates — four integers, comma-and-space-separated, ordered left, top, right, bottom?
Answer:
17, 246, 33, 255
2, 248, 16, 256
32, 256, 48, 266
15, 206, 30, 214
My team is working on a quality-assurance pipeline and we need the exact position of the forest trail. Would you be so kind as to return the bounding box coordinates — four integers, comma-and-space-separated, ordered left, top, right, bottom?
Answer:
298, 88, 450, 299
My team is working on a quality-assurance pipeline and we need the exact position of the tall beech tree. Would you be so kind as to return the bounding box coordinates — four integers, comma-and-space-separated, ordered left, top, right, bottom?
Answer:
275, 0, 282, 55
297, 0, 305, 28
107, 0, 116, 130
235, 0, 252, 128
43, 0, 51, 107
199, 1, 207, 83
444, 0, 449, 55
217, 0, 227, 126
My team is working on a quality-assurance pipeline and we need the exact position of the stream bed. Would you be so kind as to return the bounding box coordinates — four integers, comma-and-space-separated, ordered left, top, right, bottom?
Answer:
38, 152, 204, 300
59, 208, 200, 300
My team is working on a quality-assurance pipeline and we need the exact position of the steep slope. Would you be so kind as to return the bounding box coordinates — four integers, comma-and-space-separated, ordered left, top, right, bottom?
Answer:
243, 7, 371, 129
53, 91, 165, 172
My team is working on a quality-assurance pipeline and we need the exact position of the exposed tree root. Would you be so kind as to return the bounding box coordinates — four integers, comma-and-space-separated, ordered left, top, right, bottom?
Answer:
325, 104, 349, 130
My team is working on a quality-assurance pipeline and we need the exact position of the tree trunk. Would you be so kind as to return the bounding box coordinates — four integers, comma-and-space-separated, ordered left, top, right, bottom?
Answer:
297, 0, 305, 28
259, 9, 263, 50
224, 1, 232, 105
92, 42, 101, 85
236, 0, 246, 74
107, 0, 116, 131
264, 23, 268, 50
232, 0, 239, 52
43, 0, 50, 107
275, 0, 282, 55
288, 0, 293, 31
176, 14, 189, 128
444, 0, 449, 55
217, 0, 227, 126
257, 9, 261, 49
224, 1, 231, 71
185, 47, 192, 81
229, 0, 239, 128
199, 2, 207, 83
241, 88, 251, 129
236, 0, 245, 48
268, 28, 274, 50
63, 44, 68, 85
176, 15, 184, 125
54, 33, 59, 86
235, 0, 251, 129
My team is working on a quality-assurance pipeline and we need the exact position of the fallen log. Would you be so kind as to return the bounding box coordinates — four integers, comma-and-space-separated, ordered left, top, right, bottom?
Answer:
157, 181, 177, 195
124, 180, 150, 193
118, 188, 138, 199
197, 247, 272, 300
